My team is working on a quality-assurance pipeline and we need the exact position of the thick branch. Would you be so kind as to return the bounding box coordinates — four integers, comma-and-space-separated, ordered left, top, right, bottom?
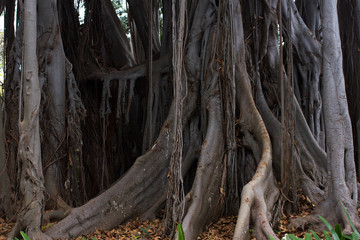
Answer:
86, 54, 169, 82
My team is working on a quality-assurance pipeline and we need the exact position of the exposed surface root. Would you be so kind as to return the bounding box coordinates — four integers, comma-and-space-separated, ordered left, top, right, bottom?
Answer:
233, 56, 279, 240
289, 198, 360, 234
232, 1, 280, 238
46, 113, 176, 238
47, 64, 199, 238
43, 195, 73, 223
181, 75, 224, 240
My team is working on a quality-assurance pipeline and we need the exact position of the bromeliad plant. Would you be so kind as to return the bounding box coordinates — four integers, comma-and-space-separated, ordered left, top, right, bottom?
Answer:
270, 202, 360, 240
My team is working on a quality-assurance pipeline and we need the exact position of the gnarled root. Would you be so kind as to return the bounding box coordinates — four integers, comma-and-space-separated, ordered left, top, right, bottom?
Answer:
46, 110, 176, 238
233, 93, 279, 240
47, 70, 199, 238
181, 74, 225, 240
289, 198, 360, 234
43, 197, 73, 223
232, 0, 280, 237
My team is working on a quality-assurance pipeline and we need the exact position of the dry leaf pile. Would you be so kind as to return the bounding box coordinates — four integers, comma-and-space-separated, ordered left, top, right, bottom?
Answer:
274, 190, 320, 239
0, 218, 14, 240
1, 190, 359, 239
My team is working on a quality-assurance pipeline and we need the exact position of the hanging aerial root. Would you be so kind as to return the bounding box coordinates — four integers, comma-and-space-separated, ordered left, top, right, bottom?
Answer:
46, 105, 176, 238
233, 96, 279, 240
47, 70, 200, 238
181, 75, 225, 240
230, 0, 280, 238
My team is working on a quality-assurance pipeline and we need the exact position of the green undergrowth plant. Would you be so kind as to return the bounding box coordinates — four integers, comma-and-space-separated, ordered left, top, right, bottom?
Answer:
177, 223, 185, 240
81, 237, 97, 240
269, 202, 360, 240
14, 231, 30, 240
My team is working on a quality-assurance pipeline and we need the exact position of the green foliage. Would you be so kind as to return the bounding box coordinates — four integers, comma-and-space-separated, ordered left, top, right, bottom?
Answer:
304, 233, 312, 240
20, 231, 30, 240
111, 0, 130, 35
334, 224, 344, 240
319, 216, 340, 240
309, 230, 322, 240
177, 223, 185, 240
268, 202, 359, 240
110, 0, 164, 41
78, 237, 97, 240
341, 202, 360, 238
14, 231, 31, 240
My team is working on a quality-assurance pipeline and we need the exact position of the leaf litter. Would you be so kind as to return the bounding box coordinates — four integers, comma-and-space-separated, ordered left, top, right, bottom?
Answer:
0, 190, 359, 239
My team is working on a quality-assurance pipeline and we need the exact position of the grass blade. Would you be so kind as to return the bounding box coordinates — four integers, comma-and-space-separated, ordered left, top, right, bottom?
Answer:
304, 233, 312, 240
342, 234, 353, 240
352, 232, 359, 240
177, 223, 185, 240
310, 230, 322, 240
341, 202, 360, 238
335, 224, 345, 240
288, 234, 300, 240
323, 231, 333, 240
319, 216, 340, 240
20, 231, 31, 240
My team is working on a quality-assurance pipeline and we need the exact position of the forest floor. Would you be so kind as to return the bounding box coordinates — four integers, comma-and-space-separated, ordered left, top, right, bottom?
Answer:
1, 190, 359, 240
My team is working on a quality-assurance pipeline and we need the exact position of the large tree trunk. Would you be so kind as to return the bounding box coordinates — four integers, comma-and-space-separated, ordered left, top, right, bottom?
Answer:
316, 0, 359, 230
37, 0, 71, 218
287, 0, 360, 231
7, 0, 50, 238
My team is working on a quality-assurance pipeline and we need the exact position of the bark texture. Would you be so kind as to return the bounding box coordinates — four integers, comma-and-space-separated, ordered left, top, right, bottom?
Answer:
7, 0, 50, 239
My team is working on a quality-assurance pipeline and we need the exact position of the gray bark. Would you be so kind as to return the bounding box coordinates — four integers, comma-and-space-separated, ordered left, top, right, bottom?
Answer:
8, 0, 50, 238
319, 0, 358, 228
232, 1, 279, 239
46, 61, 200, 238
37, 0, 67, 207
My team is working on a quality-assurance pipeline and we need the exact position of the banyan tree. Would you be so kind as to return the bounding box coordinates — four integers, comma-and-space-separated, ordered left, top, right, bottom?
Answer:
0, 0, 360, 239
